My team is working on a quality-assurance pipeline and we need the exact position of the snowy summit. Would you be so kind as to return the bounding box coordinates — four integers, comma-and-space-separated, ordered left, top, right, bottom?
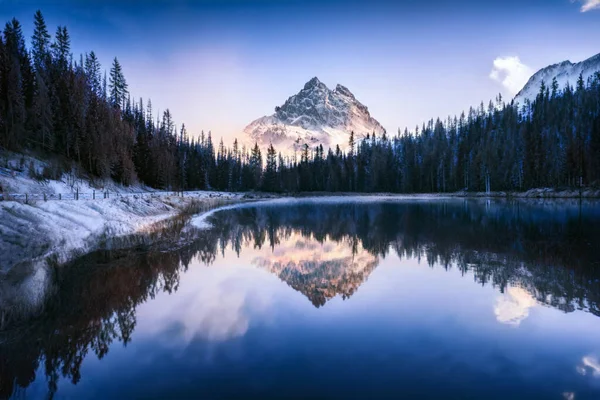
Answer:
514, 53, 600, 106
243, 77, 385, 153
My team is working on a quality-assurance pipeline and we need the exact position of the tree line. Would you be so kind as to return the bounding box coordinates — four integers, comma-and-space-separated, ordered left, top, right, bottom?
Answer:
1, 11, 599, 193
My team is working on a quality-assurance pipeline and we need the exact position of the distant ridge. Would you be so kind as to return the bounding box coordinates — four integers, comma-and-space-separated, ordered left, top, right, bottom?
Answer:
515, 53, 600, 105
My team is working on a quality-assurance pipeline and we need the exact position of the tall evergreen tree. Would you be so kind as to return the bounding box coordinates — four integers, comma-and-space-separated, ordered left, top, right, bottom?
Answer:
109, 57, 127, 109
31, 10, 51, 72
263, 143, 278, 192
84, 51, 101, 95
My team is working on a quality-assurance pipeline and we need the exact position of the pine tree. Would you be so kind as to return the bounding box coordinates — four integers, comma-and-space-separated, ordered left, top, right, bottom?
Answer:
263, 143, 278, 192
102, 71, 107, 100
551, 77, 559, 99
109, 57, 127, 109
85, 51, 101, 95
28, 11, 54, 150
52, 26, 70, 71
178, 123, 188, 190
31, 10, 51, 73
250, 142, 262, 188
2, 19, 29, 149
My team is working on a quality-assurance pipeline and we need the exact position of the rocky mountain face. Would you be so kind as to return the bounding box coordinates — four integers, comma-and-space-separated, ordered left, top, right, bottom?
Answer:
514, 53, 600, 105
243, 77, 385, 154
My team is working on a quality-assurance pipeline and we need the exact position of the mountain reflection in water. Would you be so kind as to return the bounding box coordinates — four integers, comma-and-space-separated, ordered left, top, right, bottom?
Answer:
1, 199, 599, 399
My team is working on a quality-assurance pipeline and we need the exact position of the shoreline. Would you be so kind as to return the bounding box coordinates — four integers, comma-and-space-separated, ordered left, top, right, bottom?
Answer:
0, 192, 268, 328
283, 188, 600, 199
2, 189, 597, 272
0, 191, 597, 330
0, 191, 252, 272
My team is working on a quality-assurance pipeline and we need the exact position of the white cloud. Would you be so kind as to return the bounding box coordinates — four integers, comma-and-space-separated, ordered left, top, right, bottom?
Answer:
490, 56, 534, 95
573, 0, 600, 12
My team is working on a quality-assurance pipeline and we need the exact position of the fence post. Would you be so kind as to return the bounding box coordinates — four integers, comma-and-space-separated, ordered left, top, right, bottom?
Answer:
59, 193, 61, 200
93, 190, 95, 200
44, 193, 47, 202
76, 188, 79, 201
25, 193, 28, 204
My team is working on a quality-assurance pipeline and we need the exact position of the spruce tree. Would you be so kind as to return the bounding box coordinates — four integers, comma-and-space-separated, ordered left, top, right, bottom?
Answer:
263, 143, 278, 192
85, 51, 101, 95
2, 19, 29, 149
109, 57, 127, 109
31, 10, 51, 73
52, 26, 70, 71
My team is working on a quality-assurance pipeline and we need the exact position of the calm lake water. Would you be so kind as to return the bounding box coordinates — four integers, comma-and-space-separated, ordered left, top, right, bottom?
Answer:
2, 198, 600, 399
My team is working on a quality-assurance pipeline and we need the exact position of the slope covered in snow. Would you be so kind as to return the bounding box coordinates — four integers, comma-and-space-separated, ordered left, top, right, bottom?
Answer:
514, 53, 600, 106
0, 190, 245, 272
0, 151, 156, 200
243, 77, 385, 154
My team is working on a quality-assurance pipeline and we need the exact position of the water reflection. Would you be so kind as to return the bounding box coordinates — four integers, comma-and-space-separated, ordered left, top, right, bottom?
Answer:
578, 356, 600, 378
136, 265, 274, 344
1, 199, 599, 399
251, 232, 378, 307
207, 200, 600, 314
494, 286, 538, 326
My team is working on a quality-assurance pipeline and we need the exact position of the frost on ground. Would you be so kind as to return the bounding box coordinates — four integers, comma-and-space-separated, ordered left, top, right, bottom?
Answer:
0, 188, 247, 327
0, 151, 247, 272
0, 191, 244, 273
0, 151, 156, 198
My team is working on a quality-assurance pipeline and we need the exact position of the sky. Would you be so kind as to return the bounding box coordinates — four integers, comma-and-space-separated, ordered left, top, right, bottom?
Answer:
1, 0, 599, 143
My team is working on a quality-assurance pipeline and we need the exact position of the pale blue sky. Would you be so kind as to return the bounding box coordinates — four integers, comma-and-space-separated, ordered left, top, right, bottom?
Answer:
1, 0, 599, 142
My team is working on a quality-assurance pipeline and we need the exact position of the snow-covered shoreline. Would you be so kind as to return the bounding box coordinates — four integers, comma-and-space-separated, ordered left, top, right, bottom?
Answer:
0, 191, 249, 273
3, 188, 598, 273
1, 188, 598, 329
0, 191, 251, 327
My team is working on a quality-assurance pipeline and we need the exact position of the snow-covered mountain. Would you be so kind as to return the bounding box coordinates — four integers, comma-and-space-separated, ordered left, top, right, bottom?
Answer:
514, 53, 600, 105
243, 77, 385, 153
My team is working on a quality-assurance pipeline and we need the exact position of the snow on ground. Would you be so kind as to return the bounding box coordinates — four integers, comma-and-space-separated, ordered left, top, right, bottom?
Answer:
0, 151, 249, 272
0, 190, 245, 273
0, 151, 155, 198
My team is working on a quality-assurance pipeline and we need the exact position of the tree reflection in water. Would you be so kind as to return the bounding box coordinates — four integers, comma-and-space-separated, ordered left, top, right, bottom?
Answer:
1, 199, 599, 398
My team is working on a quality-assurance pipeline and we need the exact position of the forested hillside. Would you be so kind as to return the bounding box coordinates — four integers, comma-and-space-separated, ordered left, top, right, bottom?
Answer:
1, 11, 599, 193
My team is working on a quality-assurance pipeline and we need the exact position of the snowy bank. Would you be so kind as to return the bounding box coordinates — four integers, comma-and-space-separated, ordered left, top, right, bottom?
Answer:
0, 191, 246, 273
0, 190, 252, 328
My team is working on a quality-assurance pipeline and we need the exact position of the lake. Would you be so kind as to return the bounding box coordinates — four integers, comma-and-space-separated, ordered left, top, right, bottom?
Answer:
2, 198, 600, 399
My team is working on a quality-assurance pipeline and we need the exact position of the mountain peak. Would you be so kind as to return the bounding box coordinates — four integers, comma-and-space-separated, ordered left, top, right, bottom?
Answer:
303, 76, 325, 91
243, 78, 384, 154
